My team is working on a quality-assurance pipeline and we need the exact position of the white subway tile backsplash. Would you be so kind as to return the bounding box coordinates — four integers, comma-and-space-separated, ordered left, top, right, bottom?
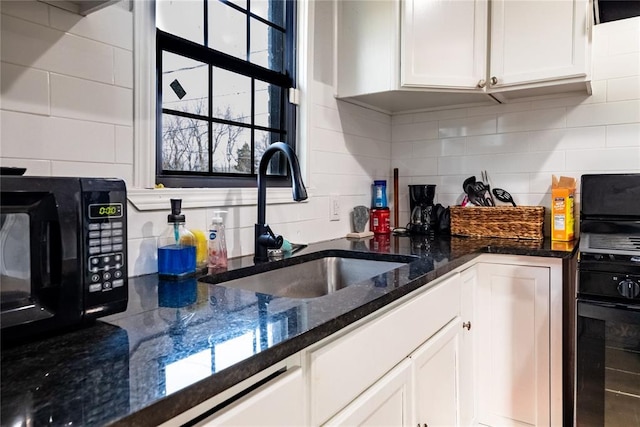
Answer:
50, 73, 133, 125
392, 121, 439, 142
395, 156, 438, 176
566, 100, 640, 127
608, 76, 640, 102
592, 52, 640, 81
114, 48, 134, 88
497, 107, 567, 133
49, 4, 133, 51
566, 147, 640, 171
115, 125, 134, 164
1, 62, 49, 115
50, 160, 133, 185
438, 115, 497, 138
312, 104, 343, 133
413, 138, 465, 158
1, 15, 115, 84
391, 141, 413, 159
606, 123, 640, 147
0, 0, 49, 26
607, 22, 640, 56
465, 132, 529, 155
1, 110, 116, 161
528, 127, 606, 151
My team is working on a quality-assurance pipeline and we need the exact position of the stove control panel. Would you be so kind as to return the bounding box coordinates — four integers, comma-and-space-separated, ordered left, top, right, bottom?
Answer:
579, 270, 640, 302
618, 278, 640, 299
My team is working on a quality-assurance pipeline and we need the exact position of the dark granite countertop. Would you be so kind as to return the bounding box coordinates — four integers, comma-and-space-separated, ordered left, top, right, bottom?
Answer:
1, 235, 577, 426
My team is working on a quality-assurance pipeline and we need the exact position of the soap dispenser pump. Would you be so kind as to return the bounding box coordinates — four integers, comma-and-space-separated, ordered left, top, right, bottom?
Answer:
158, 198, 197, 278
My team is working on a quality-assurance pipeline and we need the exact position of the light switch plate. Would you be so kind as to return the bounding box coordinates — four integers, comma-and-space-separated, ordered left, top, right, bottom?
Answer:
329, 195, 340, 221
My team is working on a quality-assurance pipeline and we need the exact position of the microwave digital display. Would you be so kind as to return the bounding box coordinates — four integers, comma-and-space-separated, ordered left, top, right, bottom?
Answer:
89, 203, 123, 219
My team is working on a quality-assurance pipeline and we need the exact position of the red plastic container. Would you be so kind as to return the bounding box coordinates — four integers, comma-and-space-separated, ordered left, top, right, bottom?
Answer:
370, 207, 390, 234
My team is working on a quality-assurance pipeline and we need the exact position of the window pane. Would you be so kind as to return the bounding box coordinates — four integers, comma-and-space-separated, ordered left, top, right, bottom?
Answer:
162, 52, 208, 116
255, 80, 282, 129
208, 1, 247, 60
211, 125, 250, 173
251, 0, 285, 28
157, 0, 204, 45
212, 68, 251, 124
162, 114, 209, 171
255, 132, 287, 176
250, 18, 284, 72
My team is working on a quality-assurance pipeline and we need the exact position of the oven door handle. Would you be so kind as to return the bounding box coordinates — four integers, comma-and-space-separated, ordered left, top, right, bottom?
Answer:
578, 299, 640, 323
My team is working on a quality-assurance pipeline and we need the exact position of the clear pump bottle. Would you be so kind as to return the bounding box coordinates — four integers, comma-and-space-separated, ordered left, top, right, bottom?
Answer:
157, 199, 197, 278
208, 211, 228, 271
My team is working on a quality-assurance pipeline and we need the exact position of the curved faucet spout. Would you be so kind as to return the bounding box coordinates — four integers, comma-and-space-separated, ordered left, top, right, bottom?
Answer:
255, 142, 307, 262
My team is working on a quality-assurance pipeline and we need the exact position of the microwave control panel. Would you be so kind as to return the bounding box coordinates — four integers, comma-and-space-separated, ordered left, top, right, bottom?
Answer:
80, 179, 128, 312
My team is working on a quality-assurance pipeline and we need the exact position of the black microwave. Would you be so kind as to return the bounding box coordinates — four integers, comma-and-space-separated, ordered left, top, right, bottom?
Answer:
0, 176, 128, 344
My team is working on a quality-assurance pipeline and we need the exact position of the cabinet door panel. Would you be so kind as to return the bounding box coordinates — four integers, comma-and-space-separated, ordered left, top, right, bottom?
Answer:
402, 0, 488, 89
490, 0, 589, 87
310, 274, 460, 425
412, 318, 462, 427
459, 266, 477, 426
476, 263, 550, 426
324, 359, 412, 427
198, 368, 304, 426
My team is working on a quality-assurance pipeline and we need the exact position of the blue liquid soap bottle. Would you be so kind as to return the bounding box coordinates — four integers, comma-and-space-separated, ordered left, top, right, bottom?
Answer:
157, 199, 197, 278
372, 180, 388, 208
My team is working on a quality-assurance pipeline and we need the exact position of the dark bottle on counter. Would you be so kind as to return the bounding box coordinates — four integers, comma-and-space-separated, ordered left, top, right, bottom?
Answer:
157, 199, 197, 278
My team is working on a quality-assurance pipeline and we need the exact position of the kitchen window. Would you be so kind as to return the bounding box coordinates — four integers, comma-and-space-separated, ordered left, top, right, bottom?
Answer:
155, 0, 297, 188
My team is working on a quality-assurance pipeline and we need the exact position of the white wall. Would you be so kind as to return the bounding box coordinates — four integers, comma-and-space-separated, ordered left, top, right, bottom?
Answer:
2, 1, 638, 276
391, 17, 640, 228
0, 0, 386, 276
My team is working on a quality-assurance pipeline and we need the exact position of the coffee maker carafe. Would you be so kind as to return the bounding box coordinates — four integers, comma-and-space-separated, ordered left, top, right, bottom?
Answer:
408, 184, 436, 235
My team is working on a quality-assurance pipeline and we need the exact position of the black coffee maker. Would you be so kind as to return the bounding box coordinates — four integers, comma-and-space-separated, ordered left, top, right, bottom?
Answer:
408, 184, 436, 235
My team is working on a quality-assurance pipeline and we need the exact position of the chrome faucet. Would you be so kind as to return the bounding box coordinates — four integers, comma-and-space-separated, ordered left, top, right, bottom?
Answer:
254, 142, 308, 263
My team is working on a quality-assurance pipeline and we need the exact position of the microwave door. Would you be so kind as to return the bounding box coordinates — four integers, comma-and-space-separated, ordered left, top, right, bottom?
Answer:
0, 193, 62, 328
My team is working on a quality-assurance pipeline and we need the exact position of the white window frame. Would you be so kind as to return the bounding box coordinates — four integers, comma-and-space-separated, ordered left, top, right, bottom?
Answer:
130, 0, 311, 211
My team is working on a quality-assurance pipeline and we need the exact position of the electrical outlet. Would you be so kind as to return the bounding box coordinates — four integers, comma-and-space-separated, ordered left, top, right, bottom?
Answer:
329, 195, 340, 221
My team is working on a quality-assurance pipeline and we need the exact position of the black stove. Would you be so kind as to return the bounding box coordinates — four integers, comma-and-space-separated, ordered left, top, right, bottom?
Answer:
575, 173, 640, 426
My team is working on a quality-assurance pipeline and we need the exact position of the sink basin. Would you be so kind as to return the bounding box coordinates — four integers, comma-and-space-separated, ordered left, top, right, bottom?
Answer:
208, 251, 415, 299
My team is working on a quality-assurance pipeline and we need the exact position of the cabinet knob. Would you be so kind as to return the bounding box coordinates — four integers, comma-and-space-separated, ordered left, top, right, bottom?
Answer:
463, 321, 472, 330
477, 79, 486, 88
490, 76, 498, 86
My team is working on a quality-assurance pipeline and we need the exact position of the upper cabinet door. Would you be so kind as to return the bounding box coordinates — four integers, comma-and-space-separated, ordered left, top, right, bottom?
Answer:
489, 0, 590, 88
402, 0, 489, 90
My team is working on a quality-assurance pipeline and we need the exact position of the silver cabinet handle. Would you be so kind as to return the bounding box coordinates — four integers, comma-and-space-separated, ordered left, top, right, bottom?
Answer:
463, 321, 472, 330
490, 76, 498, 85
477, 79, 486, 88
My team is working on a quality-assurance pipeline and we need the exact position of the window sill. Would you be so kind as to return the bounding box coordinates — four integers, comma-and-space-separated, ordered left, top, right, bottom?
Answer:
127, 187, 312, 211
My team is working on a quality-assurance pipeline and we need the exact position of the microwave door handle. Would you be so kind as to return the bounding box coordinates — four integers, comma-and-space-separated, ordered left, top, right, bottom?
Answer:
40, 220, 62, 287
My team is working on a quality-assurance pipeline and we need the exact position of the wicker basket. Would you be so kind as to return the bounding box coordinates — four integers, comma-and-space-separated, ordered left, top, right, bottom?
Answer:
450, 206, 545, 240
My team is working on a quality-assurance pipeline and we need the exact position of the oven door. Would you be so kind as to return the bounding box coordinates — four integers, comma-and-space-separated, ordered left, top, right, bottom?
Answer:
576, 299, 640, 426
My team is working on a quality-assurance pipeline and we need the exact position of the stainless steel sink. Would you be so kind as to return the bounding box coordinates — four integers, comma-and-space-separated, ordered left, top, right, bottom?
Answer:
213, 253, 413, 299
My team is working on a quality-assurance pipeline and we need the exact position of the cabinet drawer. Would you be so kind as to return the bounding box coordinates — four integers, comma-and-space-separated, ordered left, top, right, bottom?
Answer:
310, 274, 460, 425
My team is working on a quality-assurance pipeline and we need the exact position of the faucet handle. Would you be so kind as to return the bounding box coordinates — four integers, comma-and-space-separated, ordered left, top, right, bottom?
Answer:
257, 224, 283, 249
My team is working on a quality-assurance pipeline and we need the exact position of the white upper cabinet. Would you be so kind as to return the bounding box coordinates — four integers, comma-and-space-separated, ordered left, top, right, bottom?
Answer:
336, 0, 592, 112
488, 0, 591, 101
401, 0, 488, 90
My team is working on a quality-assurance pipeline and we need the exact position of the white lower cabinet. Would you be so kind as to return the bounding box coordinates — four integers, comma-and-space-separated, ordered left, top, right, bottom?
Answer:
309, 273, 462, 425
196, 368, 304, 426
475, 259, 562, 427
324, 359, 413, 426
412, 317, 463, 427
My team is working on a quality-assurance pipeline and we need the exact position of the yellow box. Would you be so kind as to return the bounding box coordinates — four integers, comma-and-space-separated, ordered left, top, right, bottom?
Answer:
551, 175, 575, 241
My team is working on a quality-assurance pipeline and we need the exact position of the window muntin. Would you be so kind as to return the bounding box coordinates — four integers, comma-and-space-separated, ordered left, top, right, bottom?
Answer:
156, 0, 296, 188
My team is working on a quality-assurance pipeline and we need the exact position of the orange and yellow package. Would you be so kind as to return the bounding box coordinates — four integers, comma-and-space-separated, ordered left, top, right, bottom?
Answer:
551, 175, 576, 241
